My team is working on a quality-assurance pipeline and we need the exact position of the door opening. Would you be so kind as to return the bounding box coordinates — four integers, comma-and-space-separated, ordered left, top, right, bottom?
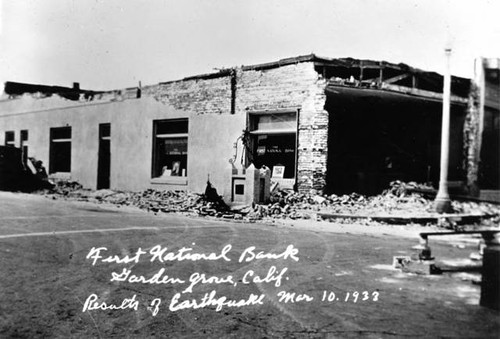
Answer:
97, 123, 111, 189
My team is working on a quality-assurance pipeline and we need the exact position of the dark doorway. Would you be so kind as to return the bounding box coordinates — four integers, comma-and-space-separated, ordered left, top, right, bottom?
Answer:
97, 123, 111, 189
20, 130, 28, 169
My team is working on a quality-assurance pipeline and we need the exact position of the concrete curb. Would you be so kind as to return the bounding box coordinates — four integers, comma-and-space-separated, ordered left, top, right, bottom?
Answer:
315, 211, 499, 225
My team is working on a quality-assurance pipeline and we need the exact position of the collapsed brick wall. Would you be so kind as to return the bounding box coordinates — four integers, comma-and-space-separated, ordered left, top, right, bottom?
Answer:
236, 63, 328, 192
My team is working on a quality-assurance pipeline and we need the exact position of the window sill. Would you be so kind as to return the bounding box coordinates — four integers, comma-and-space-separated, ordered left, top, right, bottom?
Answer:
49, 172, 71, 180
151, 177, 188, 186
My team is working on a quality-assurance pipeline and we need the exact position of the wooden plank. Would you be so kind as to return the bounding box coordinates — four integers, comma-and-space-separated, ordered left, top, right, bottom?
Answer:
156, 133, 188, 138
249, 129, 296, 135
381, 83, 468, 104
383, 73, 410, 84
421, 230, 499, 238
248, 108, 300, 115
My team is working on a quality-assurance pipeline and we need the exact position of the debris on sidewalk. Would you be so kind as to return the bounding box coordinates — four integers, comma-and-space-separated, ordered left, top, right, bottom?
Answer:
36, 180, 500, 227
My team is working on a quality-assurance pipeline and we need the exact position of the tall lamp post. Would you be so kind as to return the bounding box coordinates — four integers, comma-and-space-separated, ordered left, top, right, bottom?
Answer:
435, 47, 453, 213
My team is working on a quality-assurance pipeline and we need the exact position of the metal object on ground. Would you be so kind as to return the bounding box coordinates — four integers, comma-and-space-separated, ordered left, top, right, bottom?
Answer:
480, 235, 500, 310
412, 236, 434, 261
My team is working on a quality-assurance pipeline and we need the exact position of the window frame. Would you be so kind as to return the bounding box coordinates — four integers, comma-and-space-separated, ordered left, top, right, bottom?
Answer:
49, 126, 72, 174
151, 118, 189, 179
20, 130, 28, 142
4, 131, 15, 147
247, 110, 299, 185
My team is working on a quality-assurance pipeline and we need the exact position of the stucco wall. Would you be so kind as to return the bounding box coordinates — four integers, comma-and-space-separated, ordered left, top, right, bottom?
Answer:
188, 114, 245, 199
0, 95, 246, 195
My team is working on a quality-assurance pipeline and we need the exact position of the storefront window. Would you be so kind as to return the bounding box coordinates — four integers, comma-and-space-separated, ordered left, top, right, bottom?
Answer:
253, 134, 296, 179
152, 119, 188, 178
249, 111, 297, 181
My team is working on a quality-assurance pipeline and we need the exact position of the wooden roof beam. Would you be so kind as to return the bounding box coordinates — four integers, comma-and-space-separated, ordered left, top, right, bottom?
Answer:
383, 73, 411, 84
380, 83, 468, 104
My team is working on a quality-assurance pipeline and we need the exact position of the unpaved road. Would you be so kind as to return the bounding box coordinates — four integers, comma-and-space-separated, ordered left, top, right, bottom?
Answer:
0, 192, 498, 338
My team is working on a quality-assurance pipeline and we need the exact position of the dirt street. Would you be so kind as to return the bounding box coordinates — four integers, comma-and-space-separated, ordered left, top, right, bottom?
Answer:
0, 192, 499, 338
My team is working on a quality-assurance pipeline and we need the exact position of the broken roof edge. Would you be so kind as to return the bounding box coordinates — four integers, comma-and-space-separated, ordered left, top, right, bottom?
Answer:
158, 68, 234, 85
2, 54, 472, 96
2, 81, 106, 101
326, 82, 469, 105
312, 54, 470, 86
159, 53, 470, 86
156, 55, 322, 85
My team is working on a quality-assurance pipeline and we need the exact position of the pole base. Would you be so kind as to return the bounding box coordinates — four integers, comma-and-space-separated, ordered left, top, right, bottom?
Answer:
434, 197, 452, 213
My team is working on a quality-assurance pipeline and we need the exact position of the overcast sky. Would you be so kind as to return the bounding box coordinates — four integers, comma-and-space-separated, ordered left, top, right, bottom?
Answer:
1, 0, 499, 91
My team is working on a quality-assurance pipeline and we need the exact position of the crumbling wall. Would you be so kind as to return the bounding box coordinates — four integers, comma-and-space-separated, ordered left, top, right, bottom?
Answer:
147, 62, 330, 193
463, 81, 481, 196
145, 76, 232, 115
236, 62, 329, 192
297, 75, 328, 192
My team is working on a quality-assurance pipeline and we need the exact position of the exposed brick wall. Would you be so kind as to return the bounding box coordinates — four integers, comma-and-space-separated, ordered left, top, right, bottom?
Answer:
145, 76, 233, 115
236, 63, 317, 111
297, 76, 328, 192
140, 62, 330, 193
236, 63, 329, 192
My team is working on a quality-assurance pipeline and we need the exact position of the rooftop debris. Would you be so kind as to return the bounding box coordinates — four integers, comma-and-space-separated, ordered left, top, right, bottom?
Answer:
38, 180, 500, 228
4, 81, 102, 101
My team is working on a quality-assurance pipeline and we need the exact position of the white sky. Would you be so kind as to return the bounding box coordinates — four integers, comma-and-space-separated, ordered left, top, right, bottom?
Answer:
0, 0, 499, 91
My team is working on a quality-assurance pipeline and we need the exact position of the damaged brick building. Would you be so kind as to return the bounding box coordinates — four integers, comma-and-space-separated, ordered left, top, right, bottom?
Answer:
0, 55, 498, 201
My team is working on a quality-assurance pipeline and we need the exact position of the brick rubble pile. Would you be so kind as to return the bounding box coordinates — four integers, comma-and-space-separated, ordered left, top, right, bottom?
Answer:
41, 180, 500, 226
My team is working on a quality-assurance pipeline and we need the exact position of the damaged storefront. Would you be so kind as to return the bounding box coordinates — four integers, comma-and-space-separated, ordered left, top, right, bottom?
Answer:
320, 60, 471, 195
0, 55, 493, 201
